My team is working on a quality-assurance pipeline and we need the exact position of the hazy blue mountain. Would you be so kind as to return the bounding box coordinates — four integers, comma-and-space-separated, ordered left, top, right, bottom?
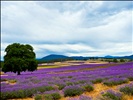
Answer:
104, 55, 133, 59
104, 55, 116, 58
40, 54, 68, 61
118, 55, 133, 59
104, 55, 113, 58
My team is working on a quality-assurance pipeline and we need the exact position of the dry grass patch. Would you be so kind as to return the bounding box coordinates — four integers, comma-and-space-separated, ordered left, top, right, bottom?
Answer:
85, 82, 133, 100
0, 71, 5, 75
122, 95, 133, 100
0, 71, 8, 76
85, 60, 109, 64
83, 83, 112, 98
37, 65, 60, 69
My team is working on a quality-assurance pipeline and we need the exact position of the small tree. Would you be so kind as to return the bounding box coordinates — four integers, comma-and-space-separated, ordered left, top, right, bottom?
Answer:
2, 43, 37, 75
120, 59, 125, 62
113, 59, 118, 63
129, 59, 133, 62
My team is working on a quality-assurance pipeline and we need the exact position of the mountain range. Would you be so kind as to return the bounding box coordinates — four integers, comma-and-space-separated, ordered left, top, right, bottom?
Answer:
38, 54, 133, 61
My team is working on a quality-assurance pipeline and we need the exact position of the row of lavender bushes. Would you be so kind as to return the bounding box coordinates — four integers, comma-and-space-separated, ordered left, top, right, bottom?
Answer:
1, 84, 94, 100
1, 80, 132, 100
100, 83, 133, 100
34, 83, 133, 100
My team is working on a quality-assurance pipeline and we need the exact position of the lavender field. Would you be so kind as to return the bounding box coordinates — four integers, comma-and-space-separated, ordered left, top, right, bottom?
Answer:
1, 62, 133, 100
1, 1, 133, 100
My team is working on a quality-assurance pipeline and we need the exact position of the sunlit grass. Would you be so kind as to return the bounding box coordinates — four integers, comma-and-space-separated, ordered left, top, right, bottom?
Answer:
122, 95, 133, 100
37, 62, 80, 69
37, 65, 60, 69
0, 71, 4, 75
83, 82, 133, 100
37, 60, 109, 70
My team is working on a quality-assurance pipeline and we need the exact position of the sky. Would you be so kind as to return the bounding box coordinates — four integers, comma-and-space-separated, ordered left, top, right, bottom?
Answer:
1, 1, 133, 60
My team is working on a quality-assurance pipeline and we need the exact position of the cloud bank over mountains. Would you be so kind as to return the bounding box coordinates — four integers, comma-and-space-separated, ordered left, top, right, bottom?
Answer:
1, 1, 133, 59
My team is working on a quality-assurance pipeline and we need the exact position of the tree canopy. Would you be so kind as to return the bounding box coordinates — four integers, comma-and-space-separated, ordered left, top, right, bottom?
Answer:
2, 43, 37, 75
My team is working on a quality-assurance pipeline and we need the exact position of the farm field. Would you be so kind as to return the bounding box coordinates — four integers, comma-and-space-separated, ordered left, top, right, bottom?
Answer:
1, 1, 132, 100
1, 61, 133, 100
37, 60, 108, 69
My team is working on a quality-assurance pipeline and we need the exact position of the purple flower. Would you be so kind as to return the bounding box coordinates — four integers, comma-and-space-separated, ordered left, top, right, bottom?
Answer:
101, 90, 122, 100
79, 95, 92, 100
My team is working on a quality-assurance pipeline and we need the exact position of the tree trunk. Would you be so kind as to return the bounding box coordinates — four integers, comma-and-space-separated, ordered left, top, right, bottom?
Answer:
17, 71, 21, 75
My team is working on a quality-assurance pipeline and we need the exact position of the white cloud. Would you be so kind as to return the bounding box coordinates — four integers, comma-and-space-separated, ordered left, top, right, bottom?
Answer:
1, 1, 132, 60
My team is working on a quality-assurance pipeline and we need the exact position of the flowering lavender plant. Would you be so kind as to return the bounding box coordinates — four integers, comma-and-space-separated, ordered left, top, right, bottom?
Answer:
44, 92, 61, 100
103, 77, 128, 86
82, 84, 94, 92
119, 82, 133, 95
34, 94, 42, 100
68, 97, 78, 100
101, 90, 122, 100
63, 85, 84, 97
79, 95, 92, 100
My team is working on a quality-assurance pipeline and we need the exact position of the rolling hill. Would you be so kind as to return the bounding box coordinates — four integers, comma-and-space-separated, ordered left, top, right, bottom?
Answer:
40, 54, 69, 61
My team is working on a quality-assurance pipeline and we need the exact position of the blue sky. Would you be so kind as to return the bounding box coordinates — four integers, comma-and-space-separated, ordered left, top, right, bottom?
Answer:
1, 1, 133, 60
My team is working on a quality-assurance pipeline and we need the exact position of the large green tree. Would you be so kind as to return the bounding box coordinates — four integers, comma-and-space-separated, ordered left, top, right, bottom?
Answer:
2, 43, 37, 75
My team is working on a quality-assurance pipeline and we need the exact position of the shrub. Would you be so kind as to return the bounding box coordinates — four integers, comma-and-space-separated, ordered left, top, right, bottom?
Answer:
51, 92, 61, 100
35, 94, 42, 100
66, 82, 73, 86
82, 84, 94, 92
56, 84, 66, 90
37, 86, 54, 93
44, 94, 53, 100
44, 92, 61, 100
101, 90, 122, 100
68, 76, 73, 78
68, 95, 92, 100
73, 81, 80, 85
91, 78, 103, 84
119, 83, 133, 95
1, 86, 54, 100
63, 86, 84, 97
120, 59, 125, 62
1, 90, 27, 100
78, 80, 86, 84
113, 59, 118, 63
79, 95, 92, 100
127, 76, 133, 81
103, 78, 128, 86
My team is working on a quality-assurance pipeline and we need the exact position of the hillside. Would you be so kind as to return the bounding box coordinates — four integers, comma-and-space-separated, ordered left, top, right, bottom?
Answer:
40, 54, 69, 61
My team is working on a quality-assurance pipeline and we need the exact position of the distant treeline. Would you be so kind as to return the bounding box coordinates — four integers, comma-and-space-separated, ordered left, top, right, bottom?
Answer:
37, 58, 132, 64
100, 58, 132, 63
